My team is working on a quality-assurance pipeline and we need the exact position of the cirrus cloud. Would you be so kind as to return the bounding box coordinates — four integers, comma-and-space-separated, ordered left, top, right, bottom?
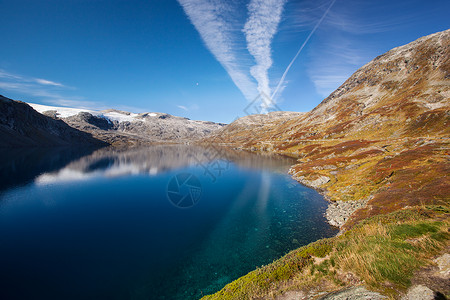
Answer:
177, 0, 287, 110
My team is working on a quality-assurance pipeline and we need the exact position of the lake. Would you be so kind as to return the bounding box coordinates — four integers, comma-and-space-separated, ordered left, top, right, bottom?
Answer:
0, 145, 338, 300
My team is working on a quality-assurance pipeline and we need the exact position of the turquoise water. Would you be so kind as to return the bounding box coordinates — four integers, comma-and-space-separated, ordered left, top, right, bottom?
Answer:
0, 146, 337, 299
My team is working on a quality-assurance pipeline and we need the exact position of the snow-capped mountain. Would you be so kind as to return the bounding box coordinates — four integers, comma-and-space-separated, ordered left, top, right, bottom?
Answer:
28, 103, 225, 146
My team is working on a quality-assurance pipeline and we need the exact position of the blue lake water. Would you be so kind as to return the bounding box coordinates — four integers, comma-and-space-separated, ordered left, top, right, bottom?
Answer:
0, 145, 338, 300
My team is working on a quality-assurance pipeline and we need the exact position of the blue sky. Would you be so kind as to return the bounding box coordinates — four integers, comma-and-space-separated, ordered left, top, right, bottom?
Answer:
0, 0, 449, 123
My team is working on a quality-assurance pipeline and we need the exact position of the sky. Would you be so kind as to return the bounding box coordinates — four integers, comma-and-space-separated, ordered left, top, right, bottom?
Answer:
0, 0, 449, 123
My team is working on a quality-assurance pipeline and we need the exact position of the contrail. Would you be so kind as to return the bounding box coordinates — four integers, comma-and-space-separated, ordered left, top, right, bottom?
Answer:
271, 0, 337, 100
244, 0, 287, 110
177, 0, 257, 101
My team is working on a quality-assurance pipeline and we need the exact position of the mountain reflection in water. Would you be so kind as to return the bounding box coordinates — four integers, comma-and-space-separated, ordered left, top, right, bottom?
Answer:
0, 145, 337, 300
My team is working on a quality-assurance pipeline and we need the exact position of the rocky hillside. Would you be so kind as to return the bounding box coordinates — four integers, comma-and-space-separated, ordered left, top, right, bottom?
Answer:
204, 29, 450, 300
207, 29, 449, 226
0, 95, 107, 147
211, 29, 449, 143
209, 111, 305, 145
29, 103, 225, 146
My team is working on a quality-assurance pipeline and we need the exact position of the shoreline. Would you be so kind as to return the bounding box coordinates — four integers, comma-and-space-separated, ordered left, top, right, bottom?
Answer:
288, 165, 371, 230
226, 145, 371, 232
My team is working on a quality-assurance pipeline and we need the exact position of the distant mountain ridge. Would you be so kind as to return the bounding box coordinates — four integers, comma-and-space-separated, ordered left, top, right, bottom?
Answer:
29, 103, 225, 146
0, 95, 107, 147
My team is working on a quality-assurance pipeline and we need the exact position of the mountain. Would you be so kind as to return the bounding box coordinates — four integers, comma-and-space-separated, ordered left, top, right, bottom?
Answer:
207, 29, 449, 227
203, 29, 450, 300
210, 29, 449, 144
29, 103, 225, 146
0, 95, 107, 147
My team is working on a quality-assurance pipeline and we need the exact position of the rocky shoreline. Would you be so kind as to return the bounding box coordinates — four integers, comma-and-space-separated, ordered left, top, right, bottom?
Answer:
288, 166, 370, 230
324, 198, 370, 228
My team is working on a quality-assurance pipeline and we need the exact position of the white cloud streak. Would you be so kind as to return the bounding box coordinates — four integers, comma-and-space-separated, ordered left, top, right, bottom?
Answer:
304, 0, 424, 98
0, 69, 102, 110
308, 41, 368, 97
34, 78, 64, 87
271, 0, 336, 100
243, 0, 286, 109
310, 74, 349, 97
0, 69, 23, 80
177, 0, 257, 101
178, 0, 288, 111
0, 69, 65, 88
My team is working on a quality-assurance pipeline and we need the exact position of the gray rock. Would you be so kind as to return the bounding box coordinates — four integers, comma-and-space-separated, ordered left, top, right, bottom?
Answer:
319, 286, 386, 299
65, 112, 113, 131
434, 253, 450, 278
311, 175, 331, 187
403, 285, 434, 300
325, 198, 370, 228
296, 175, 330, 189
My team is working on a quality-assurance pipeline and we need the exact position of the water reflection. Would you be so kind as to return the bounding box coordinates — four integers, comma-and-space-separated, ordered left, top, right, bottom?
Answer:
0, 147, 97, 193
26, 145, 297, 185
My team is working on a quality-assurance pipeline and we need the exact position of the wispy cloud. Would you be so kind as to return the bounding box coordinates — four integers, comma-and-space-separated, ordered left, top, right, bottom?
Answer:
178, 0, 288, 110
310, 74, 350, 97
177, 0, 257, 101
0, 69, 23, 80
0, 69, 66, 88
0, 69, 102, 110
176, 103, 200, 112
307, 37, 369, 97
303, 0, 425, 98
34, 78, 64, 87
44, 99, 106, 110
324, 1, 421, 35
272, 0, 336, 99
243, 0, 286, 109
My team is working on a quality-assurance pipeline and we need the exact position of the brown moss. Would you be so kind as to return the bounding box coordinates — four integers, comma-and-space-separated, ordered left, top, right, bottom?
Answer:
344, 143, 450, 229
406, 109, 450, 136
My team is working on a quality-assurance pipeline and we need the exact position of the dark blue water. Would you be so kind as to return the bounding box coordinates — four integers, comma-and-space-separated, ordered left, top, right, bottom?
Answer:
0, 146, 337, 300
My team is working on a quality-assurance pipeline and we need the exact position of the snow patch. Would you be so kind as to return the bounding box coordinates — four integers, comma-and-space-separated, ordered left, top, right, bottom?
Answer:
28, 102, 154, 124
28, 103, 96, 118
102, 111, 138, 123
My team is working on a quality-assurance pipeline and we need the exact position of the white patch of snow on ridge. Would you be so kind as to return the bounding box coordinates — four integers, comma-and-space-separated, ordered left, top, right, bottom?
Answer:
28, 103, 97, 118
102, 111, 138, 123
28, 102, 147, 123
